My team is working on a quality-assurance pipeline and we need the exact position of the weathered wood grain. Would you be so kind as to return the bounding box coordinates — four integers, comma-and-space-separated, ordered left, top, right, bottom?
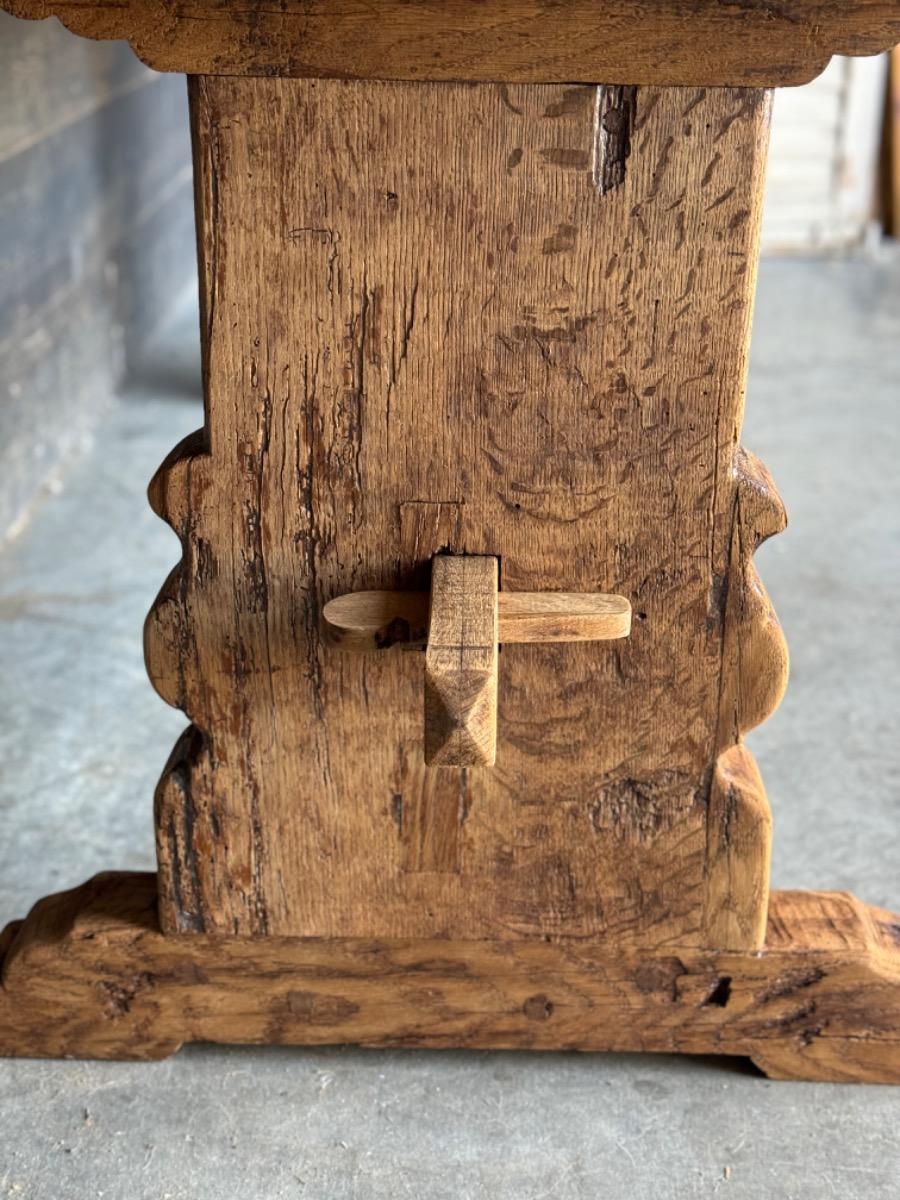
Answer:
323, 588, 632, 651
704, 744, 773, 951
702, 448, 790, 948
424, 556, 499, 768
146, 77, 785, 946
3, 1, 900, 87
3, 872, 900, 1082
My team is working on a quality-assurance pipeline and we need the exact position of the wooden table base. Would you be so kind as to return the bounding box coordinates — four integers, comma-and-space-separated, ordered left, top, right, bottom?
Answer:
2, 873, 900, 1082
3, 1, 900, 1083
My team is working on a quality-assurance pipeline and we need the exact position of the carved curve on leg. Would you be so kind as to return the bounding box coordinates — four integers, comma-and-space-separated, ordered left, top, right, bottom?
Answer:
143, 430, 249, 935
704, 448, 789, 950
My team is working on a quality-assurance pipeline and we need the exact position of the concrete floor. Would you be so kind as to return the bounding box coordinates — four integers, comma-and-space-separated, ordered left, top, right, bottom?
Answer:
1, 256, 899, 1198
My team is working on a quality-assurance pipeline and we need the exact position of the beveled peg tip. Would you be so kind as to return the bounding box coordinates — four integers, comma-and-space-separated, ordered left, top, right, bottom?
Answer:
424, 556, 499, 768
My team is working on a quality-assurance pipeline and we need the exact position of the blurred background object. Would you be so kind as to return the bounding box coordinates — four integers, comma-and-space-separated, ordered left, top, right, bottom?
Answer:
888, 46, 900, 238
0, 11, 194, 541
761, 53, 891, 251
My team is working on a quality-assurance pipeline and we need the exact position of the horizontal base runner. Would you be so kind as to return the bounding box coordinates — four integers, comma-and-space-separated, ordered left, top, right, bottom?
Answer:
2, 874, 900, 1081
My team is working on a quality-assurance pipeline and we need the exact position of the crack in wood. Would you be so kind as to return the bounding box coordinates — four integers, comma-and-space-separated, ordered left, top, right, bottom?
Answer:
593, 85, 638, 194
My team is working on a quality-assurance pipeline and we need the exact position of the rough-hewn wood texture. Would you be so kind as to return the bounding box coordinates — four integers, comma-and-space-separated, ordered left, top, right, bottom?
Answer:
145, 77, 787, 948
2, 872, 900, 1082
424, 556, 499, 768
4, 1, 900, 87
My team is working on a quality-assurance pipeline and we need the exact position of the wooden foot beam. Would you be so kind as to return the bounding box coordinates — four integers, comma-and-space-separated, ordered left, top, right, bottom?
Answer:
2, 873, 900, 1081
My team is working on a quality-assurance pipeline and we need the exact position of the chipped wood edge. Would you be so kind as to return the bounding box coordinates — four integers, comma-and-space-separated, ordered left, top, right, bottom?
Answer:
704, 744, 773, 951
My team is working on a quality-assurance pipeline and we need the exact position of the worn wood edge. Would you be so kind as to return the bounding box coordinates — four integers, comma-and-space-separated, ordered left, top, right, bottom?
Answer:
722, 447, 791, 744
2, 873, 900, 1079
322, 590, 632, 651
143, 429, 221, 935
4, 2, 900, 87
143, 429, 210, 713
701, 449, 790, 952
703, 744, 772, 952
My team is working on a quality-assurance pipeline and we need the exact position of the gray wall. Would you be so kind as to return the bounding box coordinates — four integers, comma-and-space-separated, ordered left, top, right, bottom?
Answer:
0, 12, 196, 538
